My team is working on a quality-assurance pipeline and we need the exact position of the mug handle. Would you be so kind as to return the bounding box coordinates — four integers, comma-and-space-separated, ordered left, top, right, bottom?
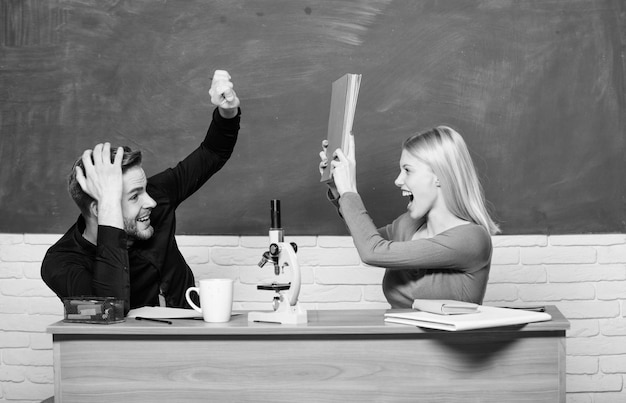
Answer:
185, 287, 202, 313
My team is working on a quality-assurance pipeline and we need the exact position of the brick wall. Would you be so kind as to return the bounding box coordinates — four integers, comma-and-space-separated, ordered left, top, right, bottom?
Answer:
1, 233, 625, 402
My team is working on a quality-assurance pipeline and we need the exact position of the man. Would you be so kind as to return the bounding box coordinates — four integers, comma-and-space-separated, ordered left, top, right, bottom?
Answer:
41, 70, 240, 314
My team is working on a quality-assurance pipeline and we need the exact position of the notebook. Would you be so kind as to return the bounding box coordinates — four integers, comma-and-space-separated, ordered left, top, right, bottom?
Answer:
384, 305, 552, 331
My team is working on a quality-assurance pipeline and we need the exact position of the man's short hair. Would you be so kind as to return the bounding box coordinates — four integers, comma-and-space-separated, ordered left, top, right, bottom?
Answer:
68, 146, 143, 217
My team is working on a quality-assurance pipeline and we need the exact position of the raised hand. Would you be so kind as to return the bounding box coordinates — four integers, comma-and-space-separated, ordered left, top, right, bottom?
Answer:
209, 70, 240, 118
330, 133, 357, 196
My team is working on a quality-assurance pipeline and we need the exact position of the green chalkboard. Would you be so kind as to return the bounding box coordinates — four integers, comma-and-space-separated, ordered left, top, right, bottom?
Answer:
1, 0, 624, 235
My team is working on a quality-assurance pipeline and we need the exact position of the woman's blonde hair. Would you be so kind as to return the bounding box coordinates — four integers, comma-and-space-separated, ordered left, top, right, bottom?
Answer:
403, 126, 500, 235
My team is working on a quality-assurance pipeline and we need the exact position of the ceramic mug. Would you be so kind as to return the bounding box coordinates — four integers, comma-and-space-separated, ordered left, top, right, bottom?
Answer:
185, 278, 233, 323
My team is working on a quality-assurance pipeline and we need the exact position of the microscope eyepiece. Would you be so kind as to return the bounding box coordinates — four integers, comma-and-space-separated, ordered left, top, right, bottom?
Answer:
270, 199, 281, 229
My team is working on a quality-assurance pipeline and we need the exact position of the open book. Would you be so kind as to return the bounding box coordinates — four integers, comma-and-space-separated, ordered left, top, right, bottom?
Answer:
320, 73, 362, 183
384, 305, 552, 331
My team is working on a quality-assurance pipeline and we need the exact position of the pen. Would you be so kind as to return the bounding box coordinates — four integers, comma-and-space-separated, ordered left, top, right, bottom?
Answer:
135, 316, 172, 325
501, 306, 546, 312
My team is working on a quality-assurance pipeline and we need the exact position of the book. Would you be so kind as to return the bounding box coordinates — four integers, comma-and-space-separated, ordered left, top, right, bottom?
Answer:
320, 73, 362, 183
412, 299, 479, 315
384, 305, 552, 331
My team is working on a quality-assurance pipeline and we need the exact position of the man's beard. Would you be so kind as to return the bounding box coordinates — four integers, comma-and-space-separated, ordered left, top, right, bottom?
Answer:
124, 217, 154, 241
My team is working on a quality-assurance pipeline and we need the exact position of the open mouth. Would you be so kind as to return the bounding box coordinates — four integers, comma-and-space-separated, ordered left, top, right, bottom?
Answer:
402, 190, 414, 202
137, 214, 150, 223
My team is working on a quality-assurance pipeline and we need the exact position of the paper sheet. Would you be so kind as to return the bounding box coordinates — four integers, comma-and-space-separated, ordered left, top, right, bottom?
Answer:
127, 306, 203, 319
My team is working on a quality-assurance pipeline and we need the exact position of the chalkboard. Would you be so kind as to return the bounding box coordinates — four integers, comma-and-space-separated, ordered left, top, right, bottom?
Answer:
1, 0, 624, 235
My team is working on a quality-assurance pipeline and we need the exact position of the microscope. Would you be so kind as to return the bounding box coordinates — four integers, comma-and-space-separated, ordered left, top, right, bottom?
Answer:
248, 200, 308, 324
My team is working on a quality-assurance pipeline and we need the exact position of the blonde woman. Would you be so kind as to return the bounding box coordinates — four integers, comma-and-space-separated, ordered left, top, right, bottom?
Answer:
320, 126, 500, 309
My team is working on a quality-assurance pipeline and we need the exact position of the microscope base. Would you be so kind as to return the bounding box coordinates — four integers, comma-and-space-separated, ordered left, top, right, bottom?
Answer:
248, 303, 308, 324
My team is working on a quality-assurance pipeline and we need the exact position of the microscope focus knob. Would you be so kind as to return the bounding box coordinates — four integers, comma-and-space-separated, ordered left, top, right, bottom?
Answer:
269, 243, 280, 257
257, 251, 271, 268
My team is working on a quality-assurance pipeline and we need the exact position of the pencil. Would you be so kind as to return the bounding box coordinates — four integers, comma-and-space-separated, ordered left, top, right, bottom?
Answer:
135, 316, 172, 325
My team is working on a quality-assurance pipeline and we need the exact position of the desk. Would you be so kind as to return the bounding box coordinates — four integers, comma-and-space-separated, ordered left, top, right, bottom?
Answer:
48, 306, 569, 402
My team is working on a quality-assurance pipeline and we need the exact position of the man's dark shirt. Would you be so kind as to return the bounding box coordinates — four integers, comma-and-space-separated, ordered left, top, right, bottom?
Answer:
41, 108, 240, 314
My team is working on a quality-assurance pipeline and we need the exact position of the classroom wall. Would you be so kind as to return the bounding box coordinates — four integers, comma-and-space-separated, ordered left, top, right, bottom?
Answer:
1, 232, 625, 403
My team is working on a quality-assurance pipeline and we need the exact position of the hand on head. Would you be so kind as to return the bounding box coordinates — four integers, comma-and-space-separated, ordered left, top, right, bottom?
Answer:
209, 70, 240, 118
75, 142, 124, 204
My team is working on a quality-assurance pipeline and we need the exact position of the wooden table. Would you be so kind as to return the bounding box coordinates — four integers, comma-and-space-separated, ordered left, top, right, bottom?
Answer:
48, 307, 569, 402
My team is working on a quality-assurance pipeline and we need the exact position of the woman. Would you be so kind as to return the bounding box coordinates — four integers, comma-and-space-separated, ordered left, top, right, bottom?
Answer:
320, 126, 500, 309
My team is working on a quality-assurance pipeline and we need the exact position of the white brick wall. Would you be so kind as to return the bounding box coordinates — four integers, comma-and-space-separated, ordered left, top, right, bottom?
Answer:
1, 233, 625, 402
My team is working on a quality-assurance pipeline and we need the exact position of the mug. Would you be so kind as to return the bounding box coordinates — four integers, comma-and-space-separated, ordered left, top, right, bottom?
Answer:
185, 278, 233, 323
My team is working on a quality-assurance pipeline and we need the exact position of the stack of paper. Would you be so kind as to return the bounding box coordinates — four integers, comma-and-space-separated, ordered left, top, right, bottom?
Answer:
320, 73, 362, 183
384, 305, 552, 331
